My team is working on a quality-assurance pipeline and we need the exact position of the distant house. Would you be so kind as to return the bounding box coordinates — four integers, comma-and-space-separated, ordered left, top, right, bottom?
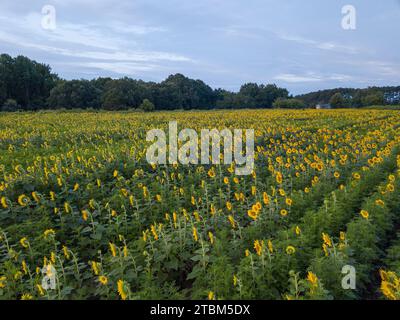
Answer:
315, 103, 332, 109
384, 92, 400, 104
343, 94, 353, 100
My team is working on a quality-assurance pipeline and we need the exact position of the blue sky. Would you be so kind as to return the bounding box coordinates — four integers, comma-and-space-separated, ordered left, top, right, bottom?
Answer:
0, 0, 399, 95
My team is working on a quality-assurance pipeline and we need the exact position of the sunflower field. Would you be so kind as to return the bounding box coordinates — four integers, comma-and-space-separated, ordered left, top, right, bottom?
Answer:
1, 109, 400, 300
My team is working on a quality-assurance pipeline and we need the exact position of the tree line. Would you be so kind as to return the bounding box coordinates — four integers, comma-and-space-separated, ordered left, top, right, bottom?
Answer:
0, 54, 399, 112
296, 86, 400, 108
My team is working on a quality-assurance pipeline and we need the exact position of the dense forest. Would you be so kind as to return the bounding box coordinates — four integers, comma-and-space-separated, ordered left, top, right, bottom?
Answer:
0, 53, 399, 111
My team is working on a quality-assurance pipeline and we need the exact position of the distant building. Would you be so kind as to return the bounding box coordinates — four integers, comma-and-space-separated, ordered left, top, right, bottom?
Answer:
343, 94, 353, 100
316, 103, 332, 109
384, 92, 400, 104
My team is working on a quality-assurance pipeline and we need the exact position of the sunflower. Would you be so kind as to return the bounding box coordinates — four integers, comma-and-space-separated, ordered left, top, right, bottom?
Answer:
233, 275, 238, 286
117, 280, 127, 300
353, 173, 361, 180
228, 215, 236, 229
276, 172, 283, 184
322, 233, 332, 247
109, 242, 117, 257
98, 275, 108, 285
286, 246, 296, 255
280, 209, 288, 217
91, 261, 100, 275
19, 237, 29, 249
207, 169, 216, 178
334, 172, 340, 179
307, 271, 318, 287
31, 192, 40, 202
63, 246, 70, 260
375, 199, 385, 207
0, 276, 6, 288
150, 224, 158, 240
1, 197, 8, 209
36, 284, 45, 296
81, 210, 89, 221
254, 240, 264, 256
17, 194, 30, 207
387, 184, 395, 192
248, 209, 258, 221
192, 227, 198, 242
267, 240, 274, 253
64, 202, 71, 214
360, 210, 369, 220
263, 192, 270, 205
43, 229, 56, 239
208, 231, 214, 245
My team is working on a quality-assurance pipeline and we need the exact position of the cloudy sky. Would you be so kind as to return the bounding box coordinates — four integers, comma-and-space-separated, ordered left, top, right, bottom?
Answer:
0, 0, 399, 94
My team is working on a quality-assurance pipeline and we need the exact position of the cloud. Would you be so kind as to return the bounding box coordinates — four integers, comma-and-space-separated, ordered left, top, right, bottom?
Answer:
70, 61, 161, 75
110, 22, 167, 35
274, 73, 322, 83
274, 72, 354, 83
214, 25, 265, 40
276, 33, 360, 54
346, 60, 400, 77
0, 12, 168, 49
1, 14, 124, 50
0, 29, 191, 63
0, 9, 194, 78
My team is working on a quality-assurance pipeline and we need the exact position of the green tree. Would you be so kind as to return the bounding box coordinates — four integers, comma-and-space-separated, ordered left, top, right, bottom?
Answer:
352, 91, 363, 108
236, 83, 289, 108
156, 74, 216, 110
0, 54, 57, 110
101, 78, 148, 110
139, 99, 155, 112
215, 89, 235, 109
1, 98, 19, 112
257, 84, 289, 108
362, 93, 384, 107
329, 93, 344, 108
0, 54, 14, 106
47, 80, 101, 109
273, 98, 305, 109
